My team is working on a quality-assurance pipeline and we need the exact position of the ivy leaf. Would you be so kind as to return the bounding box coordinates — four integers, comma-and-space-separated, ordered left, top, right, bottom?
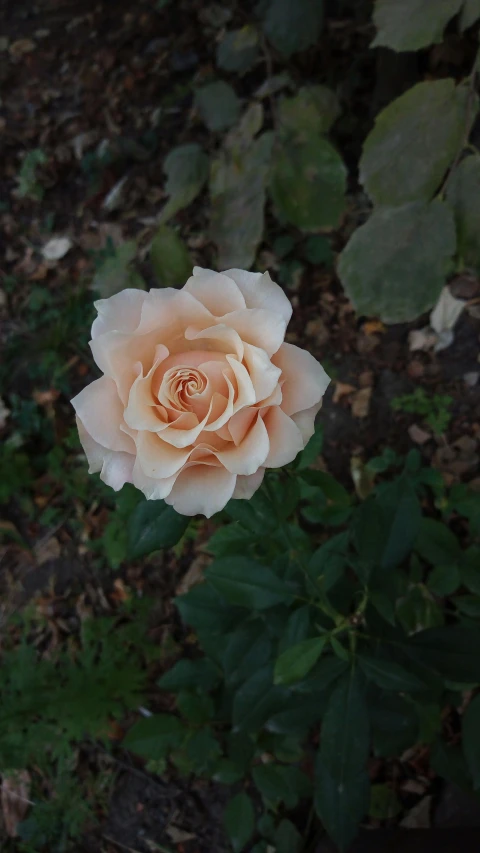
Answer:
446, 154, 480, 272
224, 792, 255, 853
123, 714, 185, 760
217, 26, 259, 74
261, 0, 324, 57
128, 500, 189, 559
206, 557, 291, 610
274, 638, 327, 686
461, 0, 480, 29
150, 225, 192, 288
278, 85, 340, 137
373, 0, 463, 51
270, 134, 346, 231
195, 81, 240, 132
315, 668, 370, 851
462, 694, 480, 789
210, 131, 273, 268
159, 144, 209, 223
338, 200, 456, 323
360, 80, 471, 206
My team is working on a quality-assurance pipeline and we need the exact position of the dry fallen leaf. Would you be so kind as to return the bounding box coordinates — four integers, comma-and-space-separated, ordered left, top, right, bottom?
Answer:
42, 236, 73, 261
408, 424, 431, 445
34, 536, 61, 566
408, 327, 437, 352
362, 319, 386, 335
430, 286, 464, 336
351, 387, 372, 419
1, 771, 32, 837
166, 825, 196, 843
332, 382, 356, 404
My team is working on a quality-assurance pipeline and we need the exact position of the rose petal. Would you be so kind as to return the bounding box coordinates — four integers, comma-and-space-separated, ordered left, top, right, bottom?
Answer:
72, 377, 134, 453
220, 308, 287, 356
243, 343, 282, 402
224, 269, 292, 326
92, 289, 147, 339
185, 323, 244, 361
263, 406, 304, 467
273, 343, 330, 415
136, 431, 191, 478
132, 457, 177, 500
124, 350, 169, 431
77, 418, 134, 491
232, 468, 265, 500
226, 355, 256, 411
291, 402, 323, 443
186, 267, 246, 315
216, 412, 269, 474
165, 462, 237, 517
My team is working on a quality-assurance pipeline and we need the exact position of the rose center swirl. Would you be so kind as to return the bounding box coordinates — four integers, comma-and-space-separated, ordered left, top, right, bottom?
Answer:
160, 365, 208, 413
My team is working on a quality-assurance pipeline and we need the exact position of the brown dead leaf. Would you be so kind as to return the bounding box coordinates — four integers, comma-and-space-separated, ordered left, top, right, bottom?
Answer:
408, 424, 431, 445
111, 578, 130, 603
166, 825, 196, 843
176, 554, 209, 596
9, 39, 36, 58
1, 771, 32, 837
351, 387, 372, 419
34, 536, 61, 565
305, 317, 329, 345
362, 319, 385, 335
333, 382, 356, 404
33, 389, 60, 406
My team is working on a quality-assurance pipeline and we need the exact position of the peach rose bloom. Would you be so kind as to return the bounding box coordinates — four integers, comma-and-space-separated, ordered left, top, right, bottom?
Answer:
71, 268, 330, 517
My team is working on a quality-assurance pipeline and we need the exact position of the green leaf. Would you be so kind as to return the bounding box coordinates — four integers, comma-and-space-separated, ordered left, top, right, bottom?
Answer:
359, 654, 425, 692
157, 658, 220, 692
185, 727, 221, 774
278, 85, 340, 136
233, 664, 289, 734
460, 546, 480, 594
278, 605, 312, 653
369, 692, 418, 757
315, 669, 370, 851
461, 0, 480, 29
296, 423, 324, 469
427, 563, 461, 597
381, 483, 422, 569
360, 80, 471, 206
253, 763, 303, 808
224, 792, 255, 852
150, 225, 192, 288
92, 240, 145, 298
123, 714, 185, 760
207, 523, 255, 558
446, 154, 480, 272
338, 200, 456, 323
177, 690, 214, 725
223, 621, 272, 686
274, 637, 327, 686
176, 583, 244, 634
206, 557, 291, 610
373, 0, 463, 51
462, 693, 480, 789
159, 143, 209, 223
195, 81, 240, 132
453, 595, 480, 617
210, 131, 273, 268
405, 624, 480, 683
302, 234, 334, 267
128, 500, 189, 559
369, 784, 402, 820
217, 26, 259, 74
273, 819, 303, 853
270, 134, 346, 231
430, 739, 471, 790
415, 518, 461, 565
261, 0, 323, 57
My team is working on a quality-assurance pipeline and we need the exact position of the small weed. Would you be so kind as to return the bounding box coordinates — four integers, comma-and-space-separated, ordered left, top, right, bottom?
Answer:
17, 149, 47, 201
391, 387, 453, 435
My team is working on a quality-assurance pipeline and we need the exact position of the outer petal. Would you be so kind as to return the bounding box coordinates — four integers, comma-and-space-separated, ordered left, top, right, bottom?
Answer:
76, 417, 134, 491
263, 406, 304, 467
273, 343, 330, 416
91, 289, 147, 339
71, 377, 134, 453
185, 267, 246, 315
215, 412, 269, 475
291, 401, 323, 444
220, 308, 287, 356
165, 463, 236, 518
224, 269, 292, 326
132, 457, 177, 500
231, 468, 265, 500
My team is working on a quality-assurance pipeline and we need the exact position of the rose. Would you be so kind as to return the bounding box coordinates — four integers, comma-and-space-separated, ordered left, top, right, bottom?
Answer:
72, 267, 330, 517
